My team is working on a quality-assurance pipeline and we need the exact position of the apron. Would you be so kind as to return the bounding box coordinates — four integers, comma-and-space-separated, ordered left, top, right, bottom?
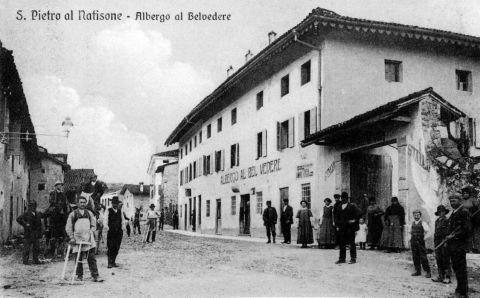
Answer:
72, 216, 96, 253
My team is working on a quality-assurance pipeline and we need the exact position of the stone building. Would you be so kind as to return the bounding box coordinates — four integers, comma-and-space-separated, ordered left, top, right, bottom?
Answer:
29, 146, 70, 212
0, 43, 40, 243
165, 8, 480, 244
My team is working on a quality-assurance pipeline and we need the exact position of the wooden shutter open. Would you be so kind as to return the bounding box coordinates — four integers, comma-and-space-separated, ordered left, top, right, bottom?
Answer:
221, 149, 225, 170
298, 112, 305, 141
310, 107, 317, 135
288, 117, 294, 148
276, 122, 281, 151
262, 130, 267, 157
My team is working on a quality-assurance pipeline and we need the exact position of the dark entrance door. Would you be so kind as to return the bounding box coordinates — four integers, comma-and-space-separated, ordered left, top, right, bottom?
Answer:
184, 203, 187, 230
192, 197, 196, 232
239, 194, 250, 235
349, 153, 393, 211
198, 195, 202, 231
215, 199, 222, 234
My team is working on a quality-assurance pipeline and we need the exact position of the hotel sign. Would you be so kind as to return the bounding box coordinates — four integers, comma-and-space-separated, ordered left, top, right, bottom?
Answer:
296, 163, 313, 179
220, 159, 281, 185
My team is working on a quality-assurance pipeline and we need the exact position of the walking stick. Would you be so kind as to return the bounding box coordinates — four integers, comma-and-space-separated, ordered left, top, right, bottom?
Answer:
60, 244, 71, 280
434, 207, 480, 250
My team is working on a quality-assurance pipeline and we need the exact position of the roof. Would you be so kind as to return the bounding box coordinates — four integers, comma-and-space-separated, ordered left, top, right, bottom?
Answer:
153, 149, 179, 158
1, 44, 39, 159
64, 169, 95, 190
165, 7, 480, 146
120, 184, 151, 196
155, 161, 179, 173
301, 88, 465, 147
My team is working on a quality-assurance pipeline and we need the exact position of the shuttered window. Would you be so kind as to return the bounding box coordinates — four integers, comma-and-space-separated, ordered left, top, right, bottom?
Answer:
281, 74, 289, 97
301, 60, 311, 85
215, 150, 225, 172
207, 124, 212, 138
256, 91, 264, 110
257, 130, 267, 159
230, 143, 240, 167
231, 108, 237, 125
299, 107, 317, 141
385, 60, 402, 82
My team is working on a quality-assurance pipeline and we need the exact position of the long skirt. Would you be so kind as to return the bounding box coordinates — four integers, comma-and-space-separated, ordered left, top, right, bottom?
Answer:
380, 215, 404, 249
297, 224, 314, 245
317, 220, 335, 245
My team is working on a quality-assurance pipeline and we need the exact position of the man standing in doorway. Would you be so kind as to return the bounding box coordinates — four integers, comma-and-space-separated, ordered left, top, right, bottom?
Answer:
263, 200, 278, 244
105, 196, 123, 268
280, 198, 293, 244
334, 192, 361, 264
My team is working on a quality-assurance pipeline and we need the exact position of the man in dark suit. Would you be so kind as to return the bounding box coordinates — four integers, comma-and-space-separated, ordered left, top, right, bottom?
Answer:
46, 180, 69, 258
334, 192, 361, 264
263, 200, 278, 243
17, 201, 44, 265
446, 194, 471, 298
280, 198, 293, 244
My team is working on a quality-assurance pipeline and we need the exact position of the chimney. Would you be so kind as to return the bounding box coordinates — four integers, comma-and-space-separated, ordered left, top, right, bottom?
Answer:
245, 50, 253, 62
227, 65, 234, 77
139, 182, 144, 192
268, 31, 277, 44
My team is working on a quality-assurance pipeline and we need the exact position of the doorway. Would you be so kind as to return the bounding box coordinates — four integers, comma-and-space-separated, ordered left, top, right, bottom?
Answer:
215, 199, 222, 234
198, 195, 202, 231
184, 203, 187, 230
239, 194, 250, 235
192, 197, 197, 232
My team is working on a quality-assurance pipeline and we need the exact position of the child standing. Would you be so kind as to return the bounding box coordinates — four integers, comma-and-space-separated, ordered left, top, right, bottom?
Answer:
432, 205, 452, 284
410, 210, 431, 278
356, 218, 367, 250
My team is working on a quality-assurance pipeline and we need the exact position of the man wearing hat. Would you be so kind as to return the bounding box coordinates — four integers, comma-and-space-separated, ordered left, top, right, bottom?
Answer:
104, 196, 123, 268
280, 199, 293, 244
446, 194, 472, 298
47, 180, 69, 258
146, 204, 159, 242
334, 192, 361, 264
263, 200, 278, 243
83, 174, 105, 207
432, 205, 452, 283
410, 209, 431, 278
17, 201, 44, 265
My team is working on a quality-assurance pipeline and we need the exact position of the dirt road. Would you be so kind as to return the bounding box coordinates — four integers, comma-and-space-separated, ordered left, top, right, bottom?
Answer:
1, 230, 479, 297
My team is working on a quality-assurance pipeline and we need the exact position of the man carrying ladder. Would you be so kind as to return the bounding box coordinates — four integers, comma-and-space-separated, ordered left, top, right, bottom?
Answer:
65, 196, 101, 282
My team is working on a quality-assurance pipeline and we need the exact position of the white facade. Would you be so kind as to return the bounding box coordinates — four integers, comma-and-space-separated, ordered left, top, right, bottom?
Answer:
147, 153, 178, 208
177, 52, 321, 237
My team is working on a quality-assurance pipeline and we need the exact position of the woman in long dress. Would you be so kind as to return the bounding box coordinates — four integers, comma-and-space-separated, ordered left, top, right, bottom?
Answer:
366, 197, 384, 250
381, 197, 405, 252
317, 198, 336, 249
296, 200, 314, 248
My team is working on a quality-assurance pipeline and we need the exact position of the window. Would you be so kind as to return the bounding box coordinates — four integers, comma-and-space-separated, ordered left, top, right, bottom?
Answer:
301, 183, 311, 209
11, 155, 14, 172
41, 168, 46, 174
385, 60, 402, 82
180, 148, 183, 159
277, 118, 294, 150
193, 161, 197, 179
230, 143, 239, 168
203, 154, 212, 175
180, 170, 184, 186
256, 91, 264, 110
231, 196, 236, 215
256, 130, 267, 159
185, 145, 188, 156
189, 163, 192, 181
301, 60, 311, 85
206, 200, 211, 217
199, 131, 203, 144
299, 107, 317, 141
456, 70, 472, 91
38, 183, 45, 191
256, 192, 263, 214
194, 136, 197, 148
215, 149, 225, 172
217, 117, 223, 132
189, 140, 192, 152
207, 124, 212, 138
231, 108, 237, 125
281, 74, 289, 96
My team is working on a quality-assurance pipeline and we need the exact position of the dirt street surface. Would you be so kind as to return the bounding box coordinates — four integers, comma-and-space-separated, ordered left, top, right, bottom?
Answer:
1, 230, 480, 297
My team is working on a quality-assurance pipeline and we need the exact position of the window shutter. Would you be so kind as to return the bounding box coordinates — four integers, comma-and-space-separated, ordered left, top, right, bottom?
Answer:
288, 117, 295, 148
277, 122, 281, 151
221, 149, 225, 170
262, 130, 267, 157
310, 107, 317, 134
475, 118, 480, 148
210, 153, 214, 174
230, 144, 235, 168
236, 143, 240, 166
199, 157, 203, 176
298, 112, 305, 141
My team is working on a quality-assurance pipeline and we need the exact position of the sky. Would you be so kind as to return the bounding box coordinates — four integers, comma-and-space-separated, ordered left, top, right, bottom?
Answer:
1, 0, 479, 183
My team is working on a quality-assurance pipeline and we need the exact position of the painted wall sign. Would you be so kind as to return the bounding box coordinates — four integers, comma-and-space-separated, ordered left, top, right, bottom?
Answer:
325, 161, 335, 180
408, 144, 430, 171
296, 163, 313, 179
220, 159, 281, 185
